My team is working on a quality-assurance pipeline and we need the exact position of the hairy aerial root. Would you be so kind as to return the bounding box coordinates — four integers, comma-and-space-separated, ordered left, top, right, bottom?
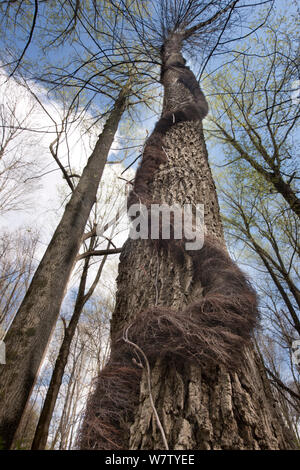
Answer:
117, 235, 259, 370
77, 351, 141, 450
78, 237, 259, 449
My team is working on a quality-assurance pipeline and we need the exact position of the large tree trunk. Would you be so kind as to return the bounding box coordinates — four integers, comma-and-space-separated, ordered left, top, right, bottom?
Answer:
79, 34, 295, 450
0, 89, 128, 449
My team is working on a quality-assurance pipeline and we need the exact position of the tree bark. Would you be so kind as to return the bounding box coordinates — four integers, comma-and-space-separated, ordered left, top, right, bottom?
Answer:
81, 34, 295, 450
0, 88, 128, 449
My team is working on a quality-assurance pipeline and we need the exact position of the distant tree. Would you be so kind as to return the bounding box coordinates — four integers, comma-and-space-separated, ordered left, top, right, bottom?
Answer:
31, 174, 126, 450
205, 4, 299, 439
208, 10, 299, 217
0, 86, 129, 449
0, 229, 39, 330
0, 81, 41, 214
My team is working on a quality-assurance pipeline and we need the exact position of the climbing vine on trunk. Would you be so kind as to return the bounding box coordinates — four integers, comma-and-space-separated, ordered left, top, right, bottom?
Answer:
78, 32, 261, 450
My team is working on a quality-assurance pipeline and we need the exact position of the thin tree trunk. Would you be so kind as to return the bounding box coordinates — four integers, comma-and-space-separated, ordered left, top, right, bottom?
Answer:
31, 237, 110, 450
0, 88, 128, 449
80, 34, 295, 450
58, 347, 80, 450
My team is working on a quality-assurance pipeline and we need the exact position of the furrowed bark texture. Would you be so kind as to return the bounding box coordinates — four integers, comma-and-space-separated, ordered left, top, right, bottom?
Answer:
79, 34, 295, 450
0, 90, 127, 449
